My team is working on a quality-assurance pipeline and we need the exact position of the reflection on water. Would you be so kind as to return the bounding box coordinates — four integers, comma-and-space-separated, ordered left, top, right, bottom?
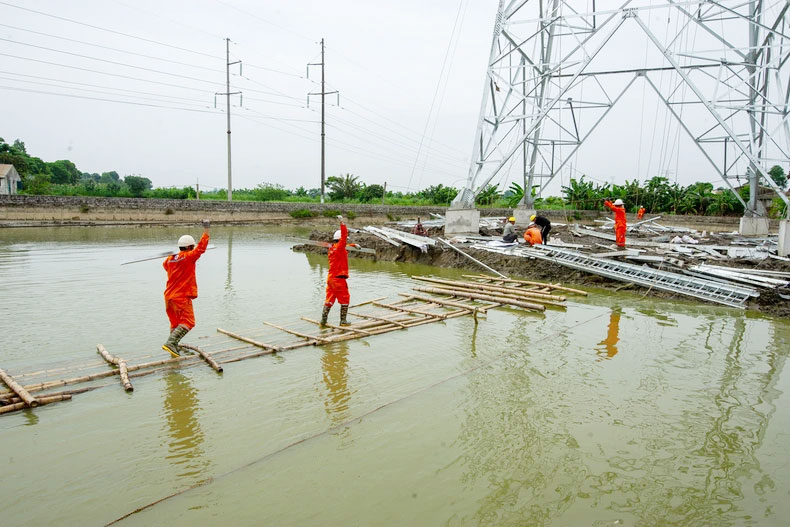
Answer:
321, 342, 351, 426
456, 309, 789, 526
596, 307, 621, 359
161, 372, 210, 481
224, 230, 234, 296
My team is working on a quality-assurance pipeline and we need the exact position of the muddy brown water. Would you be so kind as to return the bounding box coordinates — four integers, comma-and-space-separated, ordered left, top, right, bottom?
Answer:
1, 225, 789, 526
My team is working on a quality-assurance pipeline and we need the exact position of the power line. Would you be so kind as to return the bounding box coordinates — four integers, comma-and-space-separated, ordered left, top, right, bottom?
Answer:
0, 0, 223, 60
0, 37, 225, 88
0, 85, 224, 114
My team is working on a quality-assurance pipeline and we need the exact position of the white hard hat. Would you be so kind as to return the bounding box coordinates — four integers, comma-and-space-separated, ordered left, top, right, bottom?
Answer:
178, 234, 196, 247
614, 199, 624, 206
333, 230, 341, 240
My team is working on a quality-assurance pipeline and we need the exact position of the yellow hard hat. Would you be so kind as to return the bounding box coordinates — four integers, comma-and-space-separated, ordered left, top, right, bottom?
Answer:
530, 214, 536, 221
508, 216, 516, 222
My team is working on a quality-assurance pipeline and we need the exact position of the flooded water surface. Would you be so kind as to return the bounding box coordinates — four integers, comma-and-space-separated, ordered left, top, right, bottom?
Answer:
1, 226, 790, 526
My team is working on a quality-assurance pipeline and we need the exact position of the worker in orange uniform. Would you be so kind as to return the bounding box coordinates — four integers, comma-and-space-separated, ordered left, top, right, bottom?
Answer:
637, 206, 646, 220
604, 198, 627, 247
162, 219, 210, 357
321, 215, 357, 326
523, 222, 543, 246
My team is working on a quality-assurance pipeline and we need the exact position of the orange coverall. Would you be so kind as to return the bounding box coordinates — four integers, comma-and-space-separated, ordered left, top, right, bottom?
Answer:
163, 232, 209, 330
523, 226, 543, 246
604, 200, 627, 247
325, 224, 350, 306
637, 207, 645, 219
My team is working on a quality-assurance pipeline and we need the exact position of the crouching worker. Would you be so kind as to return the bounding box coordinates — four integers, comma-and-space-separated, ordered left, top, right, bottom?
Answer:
502, 216, 517, 242
524, 222, 543, 246
321, 215, 355, 326
162, 219, 210, 357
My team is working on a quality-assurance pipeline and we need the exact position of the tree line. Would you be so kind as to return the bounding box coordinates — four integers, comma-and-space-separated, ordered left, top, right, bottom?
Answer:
2, 136, 787, 216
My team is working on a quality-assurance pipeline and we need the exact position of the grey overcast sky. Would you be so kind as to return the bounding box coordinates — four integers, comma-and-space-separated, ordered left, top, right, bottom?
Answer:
0, 0, 495, 194
1, 0, 770, 197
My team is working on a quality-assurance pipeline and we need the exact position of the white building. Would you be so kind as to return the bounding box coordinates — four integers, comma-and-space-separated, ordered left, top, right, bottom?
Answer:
0, 164, 21, 195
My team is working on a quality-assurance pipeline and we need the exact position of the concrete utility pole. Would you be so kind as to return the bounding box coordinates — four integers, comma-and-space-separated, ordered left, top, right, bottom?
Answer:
308, 38, 339, 204
216, 38, 242, 201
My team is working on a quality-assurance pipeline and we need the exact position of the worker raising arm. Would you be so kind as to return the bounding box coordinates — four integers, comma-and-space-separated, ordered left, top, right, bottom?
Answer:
604, 198, 627, 248
162, 219, 210, 357
321, 215, 353, 326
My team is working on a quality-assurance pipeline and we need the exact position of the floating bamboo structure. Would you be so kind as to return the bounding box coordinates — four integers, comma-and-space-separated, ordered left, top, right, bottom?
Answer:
0, 275, 587, 417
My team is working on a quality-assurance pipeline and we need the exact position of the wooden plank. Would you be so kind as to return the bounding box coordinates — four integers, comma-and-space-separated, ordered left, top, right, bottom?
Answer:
301, 317, 374, 336
0, 367, 38, 407
262, 321, 332, 344
372, 301, 447, 319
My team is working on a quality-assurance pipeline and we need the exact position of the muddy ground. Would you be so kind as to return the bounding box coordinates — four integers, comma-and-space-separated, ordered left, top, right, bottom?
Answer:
293, 222, 790, 318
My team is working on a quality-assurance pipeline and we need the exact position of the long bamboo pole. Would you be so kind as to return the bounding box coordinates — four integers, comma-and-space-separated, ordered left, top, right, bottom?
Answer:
464, 274, 588, 295
372, 301, 447, 319
398, 293, 488, 315
300, 317, 374, 336
179, 344, 223, 373
0, 367, 39, 407
413, 276, 566, 301
413, 286, 545, 312
0, 394, 71, 415
217, 328, 281, 352
417, 283, 566, 308
348, 311, 409, 328
262, 321, 332, 344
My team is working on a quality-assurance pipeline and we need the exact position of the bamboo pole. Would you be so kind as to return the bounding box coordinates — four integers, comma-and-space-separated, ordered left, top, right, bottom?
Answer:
0, 367, 39, 407
350, 297, 387, 308
118, 361, 133, 392
262, 321, 332, 344
348, 311, 409, 328
397, 293, 489, 314
0, 394, 71, 415
413, 286, 545, 312
2, 385, 96, 404
179, 344, 223, 373
372, 301, 447, 320
217, 328, 282, 352
464, 274, 588, 295
300, 317, 374, 336
97, 344, 133, 391
418, 283, 566, 308
413, 276, 566, 301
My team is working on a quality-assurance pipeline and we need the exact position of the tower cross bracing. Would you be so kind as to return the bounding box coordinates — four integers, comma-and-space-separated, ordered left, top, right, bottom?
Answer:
453, 0, 790, 219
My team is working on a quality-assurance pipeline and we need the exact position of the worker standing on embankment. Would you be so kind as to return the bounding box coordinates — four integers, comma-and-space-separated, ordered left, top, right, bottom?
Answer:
162, 220, 210, 357
321, 215, 355, 326
604, 198, 627, 248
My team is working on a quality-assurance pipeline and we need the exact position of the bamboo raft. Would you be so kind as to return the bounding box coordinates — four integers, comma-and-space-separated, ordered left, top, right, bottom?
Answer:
0, 275, 587, 416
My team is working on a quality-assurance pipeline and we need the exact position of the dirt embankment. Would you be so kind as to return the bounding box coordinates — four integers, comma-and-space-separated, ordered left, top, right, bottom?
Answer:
294, 225, 790, 318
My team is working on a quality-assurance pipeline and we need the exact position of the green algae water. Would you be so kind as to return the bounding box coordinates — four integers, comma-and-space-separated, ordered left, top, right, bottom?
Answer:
1, 226, 790, 526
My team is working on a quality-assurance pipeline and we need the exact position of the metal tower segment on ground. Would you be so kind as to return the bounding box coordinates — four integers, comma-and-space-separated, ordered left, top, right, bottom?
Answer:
453, 0, 790, 218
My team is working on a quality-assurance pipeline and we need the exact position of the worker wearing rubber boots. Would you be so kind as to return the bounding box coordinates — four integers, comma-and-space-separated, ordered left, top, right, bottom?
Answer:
604, 198, 627, 247
523, 222, 543, 246
162, 220, 210, 357
531, 214, 552, 243
321, 215, 353, 326
502, 216, 517, 242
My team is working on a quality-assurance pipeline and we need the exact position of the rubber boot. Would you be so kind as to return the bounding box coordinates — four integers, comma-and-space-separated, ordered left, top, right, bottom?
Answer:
339, 304, 350, 326
320, 304, 331, 326
163, 325, 189, 358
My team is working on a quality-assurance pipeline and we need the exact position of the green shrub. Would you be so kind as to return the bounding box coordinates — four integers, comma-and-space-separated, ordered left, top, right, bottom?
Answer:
290, 209, 318, 218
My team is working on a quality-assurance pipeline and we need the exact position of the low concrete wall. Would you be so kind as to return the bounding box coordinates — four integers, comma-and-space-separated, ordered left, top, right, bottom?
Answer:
0, 194, 771, 230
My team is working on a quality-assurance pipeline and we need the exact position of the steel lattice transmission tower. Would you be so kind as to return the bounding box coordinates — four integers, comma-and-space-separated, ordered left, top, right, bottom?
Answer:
451, 0, 790, 225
